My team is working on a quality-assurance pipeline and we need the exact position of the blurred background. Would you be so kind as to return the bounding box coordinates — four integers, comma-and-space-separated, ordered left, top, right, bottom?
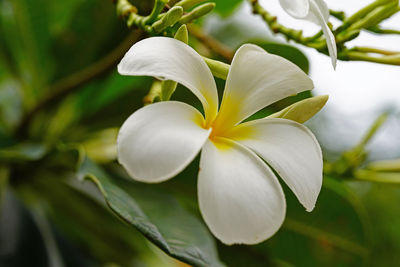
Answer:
1, 0, 400, 266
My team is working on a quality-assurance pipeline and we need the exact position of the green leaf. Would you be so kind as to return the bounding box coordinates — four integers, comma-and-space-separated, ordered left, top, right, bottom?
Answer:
263, 177, 371, 266
251, 41, 310, 73
0, 142, 48, 162
82, 128, 118, 163
79, 158, 224, 267
356, 183, 400, 266
51, 0, 128, 80
0, 0, 51, 107
0, 166, 9, 208
28, 175, 149, 266
29, 72, 149, 142
0, 190, 49, 267
157, 165, 370, 266
0, 79, 23, 131
214, 0, 242, 17
75, 72, 149, 118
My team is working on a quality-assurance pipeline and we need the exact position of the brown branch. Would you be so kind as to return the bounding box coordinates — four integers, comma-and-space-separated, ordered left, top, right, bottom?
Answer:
187, 24, 234, 61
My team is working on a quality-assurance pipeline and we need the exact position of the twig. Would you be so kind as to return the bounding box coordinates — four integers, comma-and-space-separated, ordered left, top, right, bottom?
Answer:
16, 30, 144, 137
350, 46, 399, 55
354, 169, 400, 184
341, 50, 400, 65
249, 0, 400, 66
248, 0, 325, 50
368, 26, 400, 35
331, 5, 400, 36
187, 24, 234, 61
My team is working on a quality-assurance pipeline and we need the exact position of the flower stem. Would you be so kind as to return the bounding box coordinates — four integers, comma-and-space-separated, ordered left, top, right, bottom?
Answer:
354, 169, 400, 184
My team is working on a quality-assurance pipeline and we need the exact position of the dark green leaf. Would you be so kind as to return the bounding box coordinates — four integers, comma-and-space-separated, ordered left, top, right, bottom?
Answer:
0, 143, 48, 162
2, 0, 53, 93
250, 41, 310, 73
159, 166, 370, 266
79, 158, 224, 267
214, 0, 242, 17
28, 174, 148, 266
51, 0, 128, 80
263, 177, 371, 266
355, 183, 400, 266
0, 80, 23, 131
0, 166, 9, 208
0, 190, 49, 267
75, 71, 149, 118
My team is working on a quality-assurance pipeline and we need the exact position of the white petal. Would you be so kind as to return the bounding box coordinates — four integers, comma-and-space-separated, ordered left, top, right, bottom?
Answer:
213, 44, 313, 131
306, 0, 330, 22
117, 101, 210, 183
279, 0, 310, 18
118, 37, 219, 123
309, 0, 337, 69
198, 138, 286, 245
226, 118, 323, 212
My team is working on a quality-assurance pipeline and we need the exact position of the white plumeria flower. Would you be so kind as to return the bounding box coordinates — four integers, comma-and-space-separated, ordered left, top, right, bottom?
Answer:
279, 0, 337, 68
117, 37, 323, 245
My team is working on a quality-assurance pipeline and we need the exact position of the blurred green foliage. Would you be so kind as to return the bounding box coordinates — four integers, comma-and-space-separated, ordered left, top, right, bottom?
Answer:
1, 0, 400, 266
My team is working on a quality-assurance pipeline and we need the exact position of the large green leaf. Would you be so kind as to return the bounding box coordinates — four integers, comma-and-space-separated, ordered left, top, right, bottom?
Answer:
51, 0, 127, 80
79, 159, 224, 267
0, 0, 53, 105
0, 166, 9, 209
0, 142, 48, 162
355, 183, 400, 266
214, 0, 243, 17
250, 41, 310, 73
74, 71, 149, 119
0, 190, 49, 267
161, 165, 371, 266
28, 174, 152, 266
0, 80, 23, 131
262, 177, 371, 266
29, 71, 150, 142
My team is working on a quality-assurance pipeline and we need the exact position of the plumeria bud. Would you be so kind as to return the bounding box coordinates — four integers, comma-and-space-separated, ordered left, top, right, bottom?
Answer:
268, 95, 328, 123
344, 0, 396, 25
158, 25, 189, 101
348, 1, 399, 31
83, 128, 118, 163
179, 2, 215, 24
202, 57, 229, 80
174, 24, 189, 44
160, 80, 177, 101
336, 29, 360, 43
175, 0, 205, 10
143, 80, 162, 105
152, 6, 183, 33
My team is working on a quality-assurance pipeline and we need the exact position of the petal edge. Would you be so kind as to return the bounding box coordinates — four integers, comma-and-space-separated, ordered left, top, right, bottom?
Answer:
118, 101, 211, 183
226, 118, 323, 212
198, 138, 286, 245
213, 44, 314, 132
118, 37, 219, 123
